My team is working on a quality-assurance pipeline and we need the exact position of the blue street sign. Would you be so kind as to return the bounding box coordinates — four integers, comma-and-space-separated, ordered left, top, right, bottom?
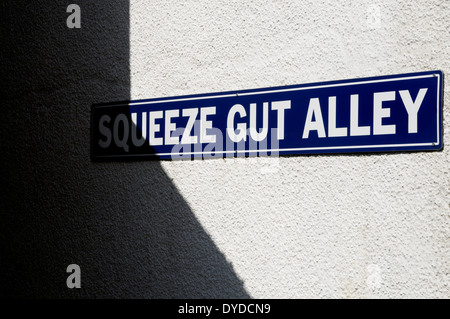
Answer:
91, 70, 443, 160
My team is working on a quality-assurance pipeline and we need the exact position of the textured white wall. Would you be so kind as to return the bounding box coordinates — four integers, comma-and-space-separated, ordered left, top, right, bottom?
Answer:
130, 0, 449, 298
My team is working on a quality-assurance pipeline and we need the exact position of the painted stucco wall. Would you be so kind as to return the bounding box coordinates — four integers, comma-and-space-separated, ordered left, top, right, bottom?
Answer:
130, 0, 449, 298
1, 0, 449, 298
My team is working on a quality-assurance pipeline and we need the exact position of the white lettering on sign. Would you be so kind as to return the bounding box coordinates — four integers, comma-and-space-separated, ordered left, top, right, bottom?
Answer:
301, 89, 427, 139
149, 111, 163, 146
181, 108, 198, 144
131, 112, 146, 146
350, 94, 371, 136
373, 91, 396, 135
113, 114, 129, 152
249, 102, 269, 142
271, 100, 291, 140
302, 98, 326, 138
328, 96, 348, 137
165, 109, 179, 145
200, 107, 216, 143
98, 115, 111, 148
399, 88, 427, 133
97, 88, 428, 150
227, 101, 292, 143
227, 104, 247, 143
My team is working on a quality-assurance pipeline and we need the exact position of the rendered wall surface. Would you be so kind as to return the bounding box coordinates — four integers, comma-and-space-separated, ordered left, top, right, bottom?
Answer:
1, 1, 449, 298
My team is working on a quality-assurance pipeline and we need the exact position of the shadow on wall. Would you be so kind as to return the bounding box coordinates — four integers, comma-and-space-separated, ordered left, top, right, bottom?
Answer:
0, 1, 249, 298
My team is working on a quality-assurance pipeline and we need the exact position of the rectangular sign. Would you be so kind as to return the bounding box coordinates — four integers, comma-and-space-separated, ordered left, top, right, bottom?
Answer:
91, 70, 443, 160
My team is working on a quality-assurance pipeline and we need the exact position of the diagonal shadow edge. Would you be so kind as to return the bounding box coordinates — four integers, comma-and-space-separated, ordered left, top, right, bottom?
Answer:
0, 1, 250, 299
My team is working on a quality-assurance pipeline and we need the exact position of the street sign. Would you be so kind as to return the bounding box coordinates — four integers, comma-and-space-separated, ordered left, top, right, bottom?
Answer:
91, 70, 443, 160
